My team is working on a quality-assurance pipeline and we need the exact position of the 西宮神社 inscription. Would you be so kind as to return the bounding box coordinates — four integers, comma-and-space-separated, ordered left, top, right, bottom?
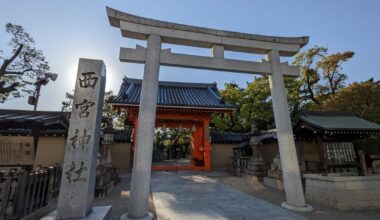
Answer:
56, 59, 106, 219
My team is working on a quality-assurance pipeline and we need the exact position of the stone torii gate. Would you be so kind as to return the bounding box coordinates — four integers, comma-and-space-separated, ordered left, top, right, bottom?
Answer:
106, 7, 312, 219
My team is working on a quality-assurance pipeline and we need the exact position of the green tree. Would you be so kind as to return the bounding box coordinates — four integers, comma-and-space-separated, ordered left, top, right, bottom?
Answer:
212, 76, 304, 132
213, 83, 245, 132
319, 78, 380, 124
212, 77, 273, 132
153, 128, 190, 161
0, 23, 51, 102
293, 45, 354, 105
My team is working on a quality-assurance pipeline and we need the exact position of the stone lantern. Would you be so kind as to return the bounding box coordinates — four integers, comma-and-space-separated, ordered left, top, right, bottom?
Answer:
102, 127, 115, 167
243, 123, 266, 179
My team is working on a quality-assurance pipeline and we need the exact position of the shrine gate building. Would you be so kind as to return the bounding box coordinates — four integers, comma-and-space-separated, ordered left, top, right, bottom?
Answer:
111, 77, 236, 171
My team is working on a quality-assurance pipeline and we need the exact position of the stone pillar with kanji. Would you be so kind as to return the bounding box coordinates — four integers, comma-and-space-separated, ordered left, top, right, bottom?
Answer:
54, 58, 110, 219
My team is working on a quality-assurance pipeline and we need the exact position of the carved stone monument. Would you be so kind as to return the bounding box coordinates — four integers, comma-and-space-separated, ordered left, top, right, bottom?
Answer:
44, 59, 111, 219
243, 124, 266, 180
264, 153, 284, 190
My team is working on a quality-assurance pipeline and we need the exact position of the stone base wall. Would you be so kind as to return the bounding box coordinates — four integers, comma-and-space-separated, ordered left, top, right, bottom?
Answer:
305, 174, 380, 210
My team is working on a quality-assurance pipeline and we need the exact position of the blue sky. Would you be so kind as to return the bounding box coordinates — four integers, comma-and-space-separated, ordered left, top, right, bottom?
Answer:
1, 0, 379, 111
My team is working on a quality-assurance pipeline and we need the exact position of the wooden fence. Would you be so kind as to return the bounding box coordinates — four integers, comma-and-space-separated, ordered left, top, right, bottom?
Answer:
0, 166, 61, 220
232, 156, 252, 176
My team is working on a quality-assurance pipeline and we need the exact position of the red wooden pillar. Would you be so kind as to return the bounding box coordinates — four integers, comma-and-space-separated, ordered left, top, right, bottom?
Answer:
203, 117, 211, 171
190, 122, 202, 170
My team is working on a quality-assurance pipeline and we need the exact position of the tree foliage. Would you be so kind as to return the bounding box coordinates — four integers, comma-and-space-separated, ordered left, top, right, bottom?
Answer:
318, 78, 380, 124
293, 45, 354, 104
212, 77, 273, 132
212, 45, 356, 132
0, 23, 51, 102
153, 128, 190, 161
61, 91, 74, 112
212, 77, 305, 132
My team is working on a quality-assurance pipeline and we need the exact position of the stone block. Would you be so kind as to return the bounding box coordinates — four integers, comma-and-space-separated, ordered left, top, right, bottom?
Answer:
305, 174, 380, 210
351, 200, 380, 210
327, 181, 345, 191
362, 180, 380, 189
344, 181, 365, 190
334, 201, 352, 210
369, 189, 380, 200
334, 191, 371, 202
311, 179, 327, 189
306, 194, 327, 205
263, 177, 283, 190
305, 185, 318, 196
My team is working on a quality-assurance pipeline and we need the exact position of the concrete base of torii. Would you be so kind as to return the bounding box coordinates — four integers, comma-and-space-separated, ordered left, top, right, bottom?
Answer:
120, 212, 154, 220
281, 202, 314, 212
41, 206, 112, 220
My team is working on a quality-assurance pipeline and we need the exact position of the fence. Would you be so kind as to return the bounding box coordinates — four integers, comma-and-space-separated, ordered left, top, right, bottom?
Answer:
0, 166, 61, 220
232, 157, 252, 176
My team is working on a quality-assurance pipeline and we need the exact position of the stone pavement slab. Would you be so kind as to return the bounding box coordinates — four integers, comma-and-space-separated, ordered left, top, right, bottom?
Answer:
151, 171, 306, 220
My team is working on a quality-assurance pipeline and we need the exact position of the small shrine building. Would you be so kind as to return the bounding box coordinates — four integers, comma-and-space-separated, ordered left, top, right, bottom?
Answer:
259, 111, 380, 175
110, 77, 236, 171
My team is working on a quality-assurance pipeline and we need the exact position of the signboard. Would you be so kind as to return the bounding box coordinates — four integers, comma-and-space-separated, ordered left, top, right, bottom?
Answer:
0, 136, 35, 165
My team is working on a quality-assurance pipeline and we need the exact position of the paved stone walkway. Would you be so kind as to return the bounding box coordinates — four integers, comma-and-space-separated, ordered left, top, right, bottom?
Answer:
151, 171, 306, 220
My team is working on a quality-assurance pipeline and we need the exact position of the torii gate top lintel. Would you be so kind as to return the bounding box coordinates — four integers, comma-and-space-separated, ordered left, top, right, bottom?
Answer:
106, 7, 308, 55
106, 7, 309, 77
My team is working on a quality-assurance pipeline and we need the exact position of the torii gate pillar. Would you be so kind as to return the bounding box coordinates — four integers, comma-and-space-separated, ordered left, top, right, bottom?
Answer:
123, 35, 161, 220
266, 50, 312, 211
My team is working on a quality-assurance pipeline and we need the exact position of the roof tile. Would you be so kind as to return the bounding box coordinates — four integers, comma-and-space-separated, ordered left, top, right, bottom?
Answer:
112, 78, 236, 110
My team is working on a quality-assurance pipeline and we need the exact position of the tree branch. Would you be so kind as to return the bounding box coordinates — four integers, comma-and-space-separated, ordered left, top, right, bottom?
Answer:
0, 81, 19, 94
0, 44, 24, 76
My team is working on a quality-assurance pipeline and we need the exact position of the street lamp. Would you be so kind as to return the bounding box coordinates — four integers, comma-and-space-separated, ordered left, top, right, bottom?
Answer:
28, 72, 58, 111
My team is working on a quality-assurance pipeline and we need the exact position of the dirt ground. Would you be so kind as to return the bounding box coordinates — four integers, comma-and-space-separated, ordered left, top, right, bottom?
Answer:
217, 175, 380, 220
47, 174, 156, 220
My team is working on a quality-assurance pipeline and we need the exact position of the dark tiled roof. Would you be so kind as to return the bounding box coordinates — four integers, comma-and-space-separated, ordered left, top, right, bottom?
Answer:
259, 130, 277, 141
0, 128, 67, 136
111, 78, 236, 110
0, 109, 70, 130
114, 129, 132, 142
210, 132, 249, 144
297, 111, 380, 132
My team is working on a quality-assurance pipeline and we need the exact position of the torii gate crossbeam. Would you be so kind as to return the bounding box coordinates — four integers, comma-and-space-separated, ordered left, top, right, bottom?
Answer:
106, 6, 312, 220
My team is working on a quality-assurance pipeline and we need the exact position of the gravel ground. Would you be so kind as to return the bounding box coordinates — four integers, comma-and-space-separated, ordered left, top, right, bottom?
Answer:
217, 175, 380, 220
